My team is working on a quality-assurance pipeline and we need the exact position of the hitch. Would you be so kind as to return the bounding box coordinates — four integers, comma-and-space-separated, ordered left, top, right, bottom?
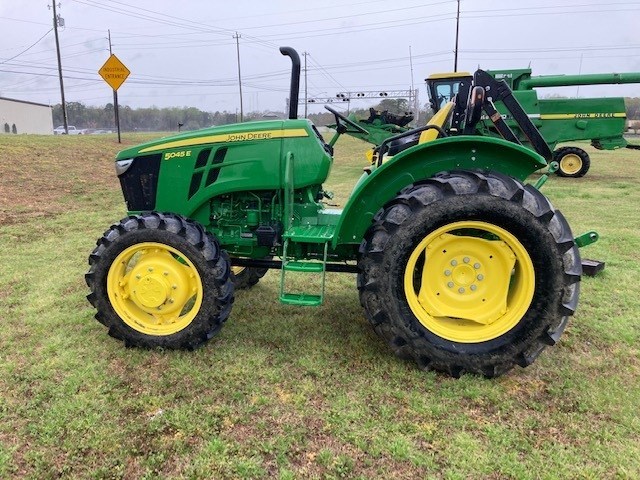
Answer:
574, 230, 599, 248
532, 161, 559, 190
574, 231, 605, 276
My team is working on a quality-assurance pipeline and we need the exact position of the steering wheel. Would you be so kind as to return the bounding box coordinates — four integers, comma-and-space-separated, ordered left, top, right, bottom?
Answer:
325, 106, 369, 135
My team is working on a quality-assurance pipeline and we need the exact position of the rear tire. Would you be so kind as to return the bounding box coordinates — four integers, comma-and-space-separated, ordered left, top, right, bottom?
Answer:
358, 170, 581, 377
554, 146, 590, 178
86, 212, 234, 349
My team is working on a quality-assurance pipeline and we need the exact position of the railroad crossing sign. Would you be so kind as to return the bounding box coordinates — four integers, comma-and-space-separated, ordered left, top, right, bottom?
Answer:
99, 54, 130, 91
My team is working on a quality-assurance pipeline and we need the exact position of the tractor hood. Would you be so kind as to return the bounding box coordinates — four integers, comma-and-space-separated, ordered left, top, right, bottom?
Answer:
115, 119, 310, 160
113, 116, 332, 221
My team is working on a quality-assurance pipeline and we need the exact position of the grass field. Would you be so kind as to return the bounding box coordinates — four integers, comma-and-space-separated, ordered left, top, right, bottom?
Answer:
0, 132, 639, 479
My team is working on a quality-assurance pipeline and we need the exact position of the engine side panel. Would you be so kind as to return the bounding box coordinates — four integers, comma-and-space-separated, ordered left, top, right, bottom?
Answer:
116, 119, 332, 225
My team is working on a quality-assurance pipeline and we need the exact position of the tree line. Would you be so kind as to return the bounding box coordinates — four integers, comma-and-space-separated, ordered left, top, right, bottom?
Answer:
52, 97, 640, 133
51, 99, 428, 132
52, 102, 240, 131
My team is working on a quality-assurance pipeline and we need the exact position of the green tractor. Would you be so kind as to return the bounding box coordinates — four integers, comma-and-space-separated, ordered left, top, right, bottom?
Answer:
344, 68, 640, 178
86, 47, 589, 378
425, 68, 640, 177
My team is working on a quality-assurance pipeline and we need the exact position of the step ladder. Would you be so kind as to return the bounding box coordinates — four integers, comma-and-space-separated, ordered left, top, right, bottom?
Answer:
279, 234, 329, 306
278, 151, 332, 306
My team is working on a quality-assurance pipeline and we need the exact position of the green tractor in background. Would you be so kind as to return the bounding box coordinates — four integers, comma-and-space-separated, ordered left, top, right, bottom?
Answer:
426, 68, 640, 177
345, 68, 640, 178
86, 47, 591, 378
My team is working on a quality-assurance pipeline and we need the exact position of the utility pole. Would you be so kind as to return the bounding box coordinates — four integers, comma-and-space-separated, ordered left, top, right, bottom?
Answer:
576, 53, 584, 98
108, 30, 121, 143
51, 2, 68, 134
454, 0, 461, 72
303, 52, 308, 118
409, 46, 417, 125
233, 32, 244, 122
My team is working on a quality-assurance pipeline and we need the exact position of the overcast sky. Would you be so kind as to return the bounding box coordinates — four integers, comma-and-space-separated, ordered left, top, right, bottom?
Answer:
1, 0, 640, 115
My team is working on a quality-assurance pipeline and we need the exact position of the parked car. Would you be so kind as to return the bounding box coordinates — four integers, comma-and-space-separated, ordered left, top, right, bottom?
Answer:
53, 125, 84, 135
89, 128, 113, 134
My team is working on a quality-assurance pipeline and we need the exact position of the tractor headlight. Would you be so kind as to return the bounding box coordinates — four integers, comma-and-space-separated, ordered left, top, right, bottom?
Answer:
115, 158, 134, 176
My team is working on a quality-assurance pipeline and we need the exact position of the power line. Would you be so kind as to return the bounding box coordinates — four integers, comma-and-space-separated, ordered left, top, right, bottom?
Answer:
307, 54, 347, 92
72, 0, 279, 50
462, 6, 640, 20
234, 1, 452, 31
464, 1, 640, 15
242, 13, 456, 42
0, 29, 53, 65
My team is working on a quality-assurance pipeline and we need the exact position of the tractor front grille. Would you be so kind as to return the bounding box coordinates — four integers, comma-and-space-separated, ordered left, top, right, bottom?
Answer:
118, 154, 162, 211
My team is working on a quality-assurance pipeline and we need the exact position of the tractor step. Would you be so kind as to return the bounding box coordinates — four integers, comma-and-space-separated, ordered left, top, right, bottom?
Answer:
284, 261, 324, 273
280, 293, 323, 306
283, 224, 335, 243
279, 239, 328, 307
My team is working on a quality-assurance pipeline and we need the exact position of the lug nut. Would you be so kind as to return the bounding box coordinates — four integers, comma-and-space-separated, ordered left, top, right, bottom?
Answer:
451, 259, 458, 266
458, 287, 465, 293
470, 285, 477, 291
474, 263, 481, 269
444, 269, 451, 276
447, 281, 454, 288
463, 257, 470, 263
477, 274, 484, 281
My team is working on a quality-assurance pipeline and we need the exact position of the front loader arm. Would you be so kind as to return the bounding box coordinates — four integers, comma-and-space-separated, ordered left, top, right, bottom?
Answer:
470, 70, 553, 162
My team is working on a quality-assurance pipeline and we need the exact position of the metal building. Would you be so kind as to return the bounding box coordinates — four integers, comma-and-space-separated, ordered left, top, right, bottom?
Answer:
0, 97, 53, 135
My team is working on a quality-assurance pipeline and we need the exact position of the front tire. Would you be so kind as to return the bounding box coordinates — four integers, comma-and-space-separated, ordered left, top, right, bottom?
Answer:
358, 171, 581, 377
86, 212, 234, 349
554, 146, 590, 178
231, 265, 269, 290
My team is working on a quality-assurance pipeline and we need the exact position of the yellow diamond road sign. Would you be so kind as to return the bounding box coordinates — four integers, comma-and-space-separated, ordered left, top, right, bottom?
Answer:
99, 54, 130, 91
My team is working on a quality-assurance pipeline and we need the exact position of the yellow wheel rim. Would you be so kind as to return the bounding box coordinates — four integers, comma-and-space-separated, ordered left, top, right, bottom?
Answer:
231, 266, 246, 276
559, 153, 582, 175
107, 242, 204, 336
404, 221, 535, 343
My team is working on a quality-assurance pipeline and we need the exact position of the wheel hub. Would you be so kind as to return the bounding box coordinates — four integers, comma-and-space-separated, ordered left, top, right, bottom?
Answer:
418, 233, 516, 325
560, 153, 582, 175
132, 274, 169, 308
404, 221, 535, 343
107, 243, 203, 335
451, 262, 475, 287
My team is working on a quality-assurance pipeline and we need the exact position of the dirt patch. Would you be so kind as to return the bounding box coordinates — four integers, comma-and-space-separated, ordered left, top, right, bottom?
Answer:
0, 210, 59, 227
0, 135, 149, 225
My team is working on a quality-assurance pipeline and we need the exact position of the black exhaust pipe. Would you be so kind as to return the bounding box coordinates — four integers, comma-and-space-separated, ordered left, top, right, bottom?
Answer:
280, 47, 300, 120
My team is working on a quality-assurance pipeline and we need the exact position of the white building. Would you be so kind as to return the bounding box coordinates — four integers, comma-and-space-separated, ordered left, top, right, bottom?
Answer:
0, 97, 53, 135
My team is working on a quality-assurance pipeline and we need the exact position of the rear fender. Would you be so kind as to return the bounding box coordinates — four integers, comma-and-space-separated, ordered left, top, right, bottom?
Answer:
333, 135, 546, 248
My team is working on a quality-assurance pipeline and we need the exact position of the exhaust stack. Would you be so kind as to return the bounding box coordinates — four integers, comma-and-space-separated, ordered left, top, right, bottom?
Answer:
280, 47, 300, 120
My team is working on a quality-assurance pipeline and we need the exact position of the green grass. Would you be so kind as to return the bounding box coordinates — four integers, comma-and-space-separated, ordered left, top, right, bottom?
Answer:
0, 133, 639, 479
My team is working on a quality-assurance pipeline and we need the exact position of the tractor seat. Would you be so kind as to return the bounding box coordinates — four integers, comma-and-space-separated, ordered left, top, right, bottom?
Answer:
387, 132, 421, 156
383, 101, 456, 158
